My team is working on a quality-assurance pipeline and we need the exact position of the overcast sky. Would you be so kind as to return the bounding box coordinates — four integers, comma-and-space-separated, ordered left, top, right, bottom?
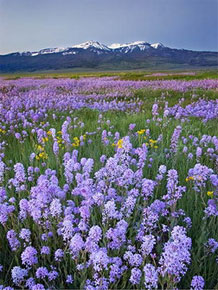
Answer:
0, 0, 217, 54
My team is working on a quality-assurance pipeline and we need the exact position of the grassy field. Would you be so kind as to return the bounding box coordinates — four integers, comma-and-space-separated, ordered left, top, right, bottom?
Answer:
0, 74, 217, 289
1, 68, 218, 81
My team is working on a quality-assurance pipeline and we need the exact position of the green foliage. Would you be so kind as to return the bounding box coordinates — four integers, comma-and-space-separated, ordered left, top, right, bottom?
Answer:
0, 87, 217, 289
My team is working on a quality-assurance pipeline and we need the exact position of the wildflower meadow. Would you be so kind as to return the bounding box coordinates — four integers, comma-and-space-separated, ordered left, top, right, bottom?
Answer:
0, 74, 217, 289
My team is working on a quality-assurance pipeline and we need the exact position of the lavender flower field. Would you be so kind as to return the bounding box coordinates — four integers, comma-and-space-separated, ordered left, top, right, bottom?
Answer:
0, 75, 218, 289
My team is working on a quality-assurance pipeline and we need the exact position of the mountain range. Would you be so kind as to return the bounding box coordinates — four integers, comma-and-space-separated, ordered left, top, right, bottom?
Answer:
0, 40, 218, 72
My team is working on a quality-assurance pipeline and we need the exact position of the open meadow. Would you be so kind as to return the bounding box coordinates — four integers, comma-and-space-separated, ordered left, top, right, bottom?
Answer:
0, 71, 217, 289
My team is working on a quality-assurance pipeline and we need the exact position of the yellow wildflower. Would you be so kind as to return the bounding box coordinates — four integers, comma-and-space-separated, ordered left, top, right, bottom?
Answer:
137, 129, 146, 135
37, 145, 44, 151
72, 137, 80, 147
207, 191, 214, 198
186, 176, 194, 182
40, 152, 48, 159
149, 139, 157, 144
117, 139, 123, 149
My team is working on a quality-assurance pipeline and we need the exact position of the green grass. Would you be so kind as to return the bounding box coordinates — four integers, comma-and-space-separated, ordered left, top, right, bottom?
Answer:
1, 69, 218, 81
0, 87, 217, 289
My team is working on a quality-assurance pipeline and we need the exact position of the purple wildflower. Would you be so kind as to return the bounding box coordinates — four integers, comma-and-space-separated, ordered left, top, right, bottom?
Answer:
66, 274, 73, 284
159, 226, 191, 282
25, 277, 36, 288
19, 228, 31, 243
53, 141, 59, 156
130, 268, 141, 285
41, 246, 50, 255
48, 270, 59, 281
21, 246, 38, 266
55, 249, 64, 261
188, 163, 213, 191
141, 235, 156, 256
191, 276, 205, 290
11, 266, 28, 286
170, 126, 182, 153
32, 283, 45, 290
129, 123, 136, 131
36, 267, 48, 279
70, 233, 84, 258
143, 263, 158, 289
50, 198, 62, 217
141, 178, 156, 200
90, 248, 109, 272
88, 226, 102, 243
0, 161, 5, 183
7, 230, 20, 251
205, 238, 218, 253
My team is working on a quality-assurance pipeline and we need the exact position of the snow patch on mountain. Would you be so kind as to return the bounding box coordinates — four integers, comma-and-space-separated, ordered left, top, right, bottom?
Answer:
30, 47, 66, 56
109, 41, 151, 53
151, 43, 165, 49
72, 41, 110, 51
62, 51, 77, 56
108, 43, 122, 49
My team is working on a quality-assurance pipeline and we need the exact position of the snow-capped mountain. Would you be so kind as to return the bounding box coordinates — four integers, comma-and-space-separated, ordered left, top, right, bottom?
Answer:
71, 41, 111, 51
1, 40, 217, 72
13, 40, 167, 57
108, 41, 153, 53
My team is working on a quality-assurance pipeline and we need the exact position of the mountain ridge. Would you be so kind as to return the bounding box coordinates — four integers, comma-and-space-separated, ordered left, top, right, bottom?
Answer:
1, 40, 218, 72
2, 40, 167, 56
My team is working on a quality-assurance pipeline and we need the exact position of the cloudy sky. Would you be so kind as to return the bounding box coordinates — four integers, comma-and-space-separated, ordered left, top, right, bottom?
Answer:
0, 0, 217, 54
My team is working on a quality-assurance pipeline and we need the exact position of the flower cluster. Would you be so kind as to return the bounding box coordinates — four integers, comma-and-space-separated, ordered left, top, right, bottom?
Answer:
0, 76, 217, 289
